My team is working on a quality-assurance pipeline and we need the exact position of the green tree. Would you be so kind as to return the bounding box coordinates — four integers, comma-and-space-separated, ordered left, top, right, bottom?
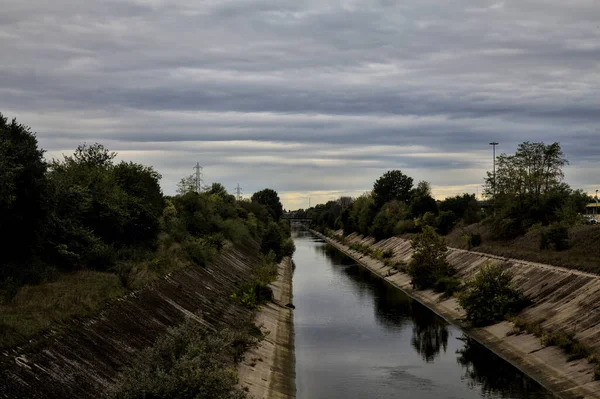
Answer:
370, 200, 407, 240
260, 222, 283, 261
177, 175, 197, 195
251, 188, 283, 221
408, 226, 455, 289
0, 114, 49, 280
439, 193, 480, 224
372, 170, 414, 209
348, 192, 375, 235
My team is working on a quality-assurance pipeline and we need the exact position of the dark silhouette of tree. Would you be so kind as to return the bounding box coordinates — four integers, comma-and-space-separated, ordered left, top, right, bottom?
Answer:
0, 113, 49, 281
251, 188, 283, 221
372, 170, 414, 209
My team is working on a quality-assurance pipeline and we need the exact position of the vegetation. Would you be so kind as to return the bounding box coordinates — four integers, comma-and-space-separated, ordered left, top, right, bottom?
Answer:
408, 227, 456, 291
510, 317, 600, 380
297, 169, 481, 241
484, 142, 590, 239
114, 318, 261, 399
458, 263, 527, 327
0, 112, 294, 349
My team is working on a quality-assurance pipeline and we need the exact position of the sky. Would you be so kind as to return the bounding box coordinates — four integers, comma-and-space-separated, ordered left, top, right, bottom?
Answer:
1, 0, 599, 210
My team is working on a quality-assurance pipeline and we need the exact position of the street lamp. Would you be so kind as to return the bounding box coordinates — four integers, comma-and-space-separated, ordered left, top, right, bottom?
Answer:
489, 142, 499, 214
596, 190, 598, 216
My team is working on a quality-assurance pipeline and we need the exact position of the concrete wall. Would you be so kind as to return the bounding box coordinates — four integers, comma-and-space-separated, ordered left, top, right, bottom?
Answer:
1, 241, 262, 398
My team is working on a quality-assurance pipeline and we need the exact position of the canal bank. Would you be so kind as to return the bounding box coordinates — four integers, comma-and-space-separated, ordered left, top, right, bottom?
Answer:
314, 230, 600, 399
238, 257, 296, 398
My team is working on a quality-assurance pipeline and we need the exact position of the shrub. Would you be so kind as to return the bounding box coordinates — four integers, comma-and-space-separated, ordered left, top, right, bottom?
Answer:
84, 242, 117, 270
114, 319, 258, 399
382, 249, 394, 259
231, 283, 273, 309
182, 238, 218, 267
540, 223, 569, 251
458, 263, 527, 327
408, 226, 455, 289
395, 219, 417, 235
462, 232, 482, 250
281, 238, 296, 259
434, 277, 461, 297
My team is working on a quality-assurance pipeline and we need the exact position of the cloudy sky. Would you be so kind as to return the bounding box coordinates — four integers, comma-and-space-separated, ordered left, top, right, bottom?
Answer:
2, 0, 599, 209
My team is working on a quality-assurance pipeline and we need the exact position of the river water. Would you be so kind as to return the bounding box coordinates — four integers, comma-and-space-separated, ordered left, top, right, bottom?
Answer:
292, 230, 554, 399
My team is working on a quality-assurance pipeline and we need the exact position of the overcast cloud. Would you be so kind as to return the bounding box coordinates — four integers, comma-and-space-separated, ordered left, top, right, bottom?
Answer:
1, 0, 599, 209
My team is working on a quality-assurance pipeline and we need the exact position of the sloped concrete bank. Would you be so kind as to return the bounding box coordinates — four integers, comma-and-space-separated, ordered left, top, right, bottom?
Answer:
313, 230, 600, 399
0, 240, 268, 398
238, 257, 296, 399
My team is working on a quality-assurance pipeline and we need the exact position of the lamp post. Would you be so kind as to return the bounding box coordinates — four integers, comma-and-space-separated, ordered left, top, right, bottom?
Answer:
596, 190, 598, 216
489, 142, 498, 214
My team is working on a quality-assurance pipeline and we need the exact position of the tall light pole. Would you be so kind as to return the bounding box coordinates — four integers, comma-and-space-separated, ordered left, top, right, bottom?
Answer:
489, 142, 498, 214
596, 190, 598, 216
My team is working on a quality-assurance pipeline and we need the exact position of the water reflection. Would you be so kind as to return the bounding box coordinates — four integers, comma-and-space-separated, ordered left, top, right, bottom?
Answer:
318, 242, 450, 362
456, 336, 550, 398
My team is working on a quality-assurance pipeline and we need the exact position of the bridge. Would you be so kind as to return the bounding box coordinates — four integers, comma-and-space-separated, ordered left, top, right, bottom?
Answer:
281, 215, 313, 228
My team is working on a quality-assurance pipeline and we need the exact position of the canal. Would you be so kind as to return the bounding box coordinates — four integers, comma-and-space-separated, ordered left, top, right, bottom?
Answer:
292, 230, 553, 399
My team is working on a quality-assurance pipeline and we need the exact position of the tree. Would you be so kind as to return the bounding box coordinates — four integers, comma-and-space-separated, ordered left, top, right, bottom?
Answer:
72, 143, 116, 168
408, 226, 455, 289
0, 113, 49, 279
484, 142, 568, 207
337, 196, 353, 210
348, 192, 375, 235
370, 200, 407, 240
439, 194, 480, 225
372, 170, 414, 209
484, 142, 575, 235
177, 175, 196, 196
251, 189, 283, 221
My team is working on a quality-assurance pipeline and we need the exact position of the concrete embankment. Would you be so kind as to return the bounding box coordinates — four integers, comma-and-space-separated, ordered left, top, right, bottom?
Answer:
1, 240, 265, 398
238, 257, 296, 399
314, 230, 600, 399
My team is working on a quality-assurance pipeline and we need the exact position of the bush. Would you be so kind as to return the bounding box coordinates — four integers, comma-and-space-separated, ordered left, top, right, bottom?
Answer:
231, 282, 273, 309
540, 223, 569, 251
395, 219, 417, 235
462, 232, 482, 250
436, 211, 457, 235
458, 263, 527, 327
281, 238, 296, 258
408, 226, 455, 289
434, 277, 461, 297
182, 238, 218, 267
114, 319, 258, 399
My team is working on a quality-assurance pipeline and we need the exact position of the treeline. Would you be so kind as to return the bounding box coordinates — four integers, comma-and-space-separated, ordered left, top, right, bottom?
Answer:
300, 141, 590, 246
300, 171, 481, 240
0, 113, 293, 299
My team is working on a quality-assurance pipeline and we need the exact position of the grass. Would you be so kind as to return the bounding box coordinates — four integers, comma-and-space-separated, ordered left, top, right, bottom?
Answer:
0, 234, 195, 349
0, 271, 126, 348
509, 317, 599, 380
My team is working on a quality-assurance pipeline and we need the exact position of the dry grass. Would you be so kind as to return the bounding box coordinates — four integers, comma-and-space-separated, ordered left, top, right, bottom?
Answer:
0, 271, 126, 348
445, 223, 600, 274
0, 236, 194, 349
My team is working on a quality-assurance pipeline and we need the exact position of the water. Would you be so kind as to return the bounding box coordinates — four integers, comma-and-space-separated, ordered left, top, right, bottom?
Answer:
292, 230, 554, 399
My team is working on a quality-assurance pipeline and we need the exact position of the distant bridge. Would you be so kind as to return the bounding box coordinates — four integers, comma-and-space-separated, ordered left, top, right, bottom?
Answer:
281, 216, 312, 227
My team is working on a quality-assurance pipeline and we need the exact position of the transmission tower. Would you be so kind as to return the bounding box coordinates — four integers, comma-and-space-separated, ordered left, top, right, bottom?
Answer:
234, 183, 243, 201
193, 162, 204, 193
